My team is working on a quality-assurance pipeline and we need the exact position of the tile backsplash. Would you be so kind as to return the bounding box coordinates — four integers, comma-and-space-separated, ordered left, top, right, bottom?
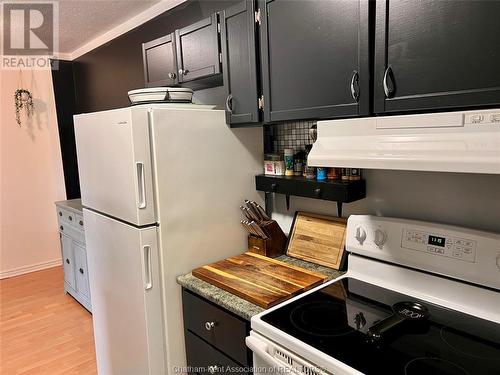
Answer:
264, 121, 316, 155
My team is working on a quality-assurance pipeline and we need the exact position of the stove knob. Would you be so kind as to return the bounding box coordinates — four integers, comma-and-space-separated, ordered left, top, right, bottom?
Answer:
374, 229, 387, 249
355, 226, 367, 245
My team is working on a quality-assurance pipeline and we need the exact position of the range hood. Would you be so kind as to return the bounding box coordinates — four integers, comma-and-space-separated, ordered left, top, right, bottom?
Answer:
308, 109, 500, 174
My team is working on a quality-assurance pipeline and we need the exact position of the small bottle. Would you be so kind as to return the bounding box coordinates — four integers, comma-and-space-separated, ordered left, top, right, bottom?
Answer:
294, 150, 305, 176
350, 168, 361, 180
304, 144, 316, 179
327, 167, 340, 180
317, 167, 327, 180
274, 159, 285, 176
284, 148, 294, 176
341, 168, 350, 181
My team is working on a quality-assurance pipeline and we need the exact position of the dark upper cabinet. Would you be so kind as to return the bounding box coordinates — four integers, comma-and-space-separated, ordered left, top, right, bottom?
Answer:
374, 0, 500, 114
221, 1, 260, 126
142, 33, 178, 87
258, 0, 370, 123
175, 14, 222, 83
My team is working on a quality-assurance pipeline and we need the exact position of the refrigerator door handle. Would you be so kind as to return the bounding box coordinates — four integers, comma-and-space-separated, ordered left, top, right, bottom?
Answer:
142, 245, 153, 290
136, 162, 147, 209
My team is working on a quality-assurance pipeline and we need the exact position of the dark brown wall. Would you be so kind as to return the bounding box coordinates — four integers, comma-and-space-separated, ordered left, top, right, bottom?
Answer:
73, 0, 236, 113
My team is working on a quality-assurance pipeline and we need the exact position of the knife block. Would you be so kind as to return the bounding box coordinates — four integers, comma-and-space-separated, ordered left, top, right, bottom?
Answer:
247, 220, 287, 258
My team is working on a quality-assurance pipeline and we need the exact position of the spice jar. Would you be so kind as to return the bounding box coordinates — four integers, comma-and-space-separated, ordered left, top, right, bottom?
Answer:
284, 148, 295, 176
264, 154, 280, 175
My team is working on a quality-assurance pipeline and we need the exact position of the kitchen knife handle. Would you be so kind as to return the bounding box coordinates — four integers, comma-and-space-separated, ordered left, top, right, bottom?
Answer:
143, 245, 152, 290
136, 162, 146, 209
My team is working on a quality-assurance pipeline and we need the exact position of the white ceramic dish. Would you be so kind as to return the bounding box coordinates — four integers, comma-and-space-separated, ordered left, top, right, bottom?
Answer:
128, 87, 193, 104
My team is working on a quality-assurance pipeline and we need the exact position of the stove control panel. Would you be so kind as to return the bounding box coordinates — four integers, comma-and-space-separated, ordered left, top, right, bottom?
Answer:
402, 229, 476, 263
346, 216, 500, 290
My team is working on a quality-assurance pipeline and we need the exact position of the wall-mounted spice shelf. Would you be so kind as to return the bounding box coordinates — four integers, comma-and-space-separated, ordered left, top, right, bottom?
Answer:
255, 174, 366, 217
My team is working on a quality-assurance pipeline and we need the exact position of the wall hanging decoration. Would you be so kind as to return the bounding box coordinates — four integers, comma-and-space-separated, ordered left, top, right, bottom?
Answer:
14, 88, 34, 127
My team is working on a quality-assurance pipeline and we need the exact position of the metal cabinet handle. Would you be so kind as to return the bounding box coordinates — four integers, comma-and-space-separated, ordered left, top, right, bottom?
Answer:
60, 225, 64, 231
59, 211, 62, 216
178, 69, 189, 76
69, 215, 73, 221
205, 321, 215, 331
143, 245, 152, 290
79, 268, 84, 274
270, 183, 277, 192
136, 162, 146, 209
225, 94, 233, 114
314, 188, 322, 197
350, 70, 359, 102
79, 220, 83, 226
383, 65, 394, 98
168, 72, 176, 79
66, 259, 70, 264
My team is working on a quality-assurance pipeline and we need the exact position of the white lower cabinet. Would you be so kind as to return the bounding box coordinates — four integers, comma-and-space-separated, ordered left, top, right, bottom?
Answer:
56, 202, 92, 312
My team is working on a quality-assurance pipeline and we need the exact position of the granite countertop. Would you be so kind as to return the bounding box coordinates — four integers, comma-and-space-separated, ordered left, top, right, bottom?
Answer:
177, 255, 345, 321
55, 199, 83, 213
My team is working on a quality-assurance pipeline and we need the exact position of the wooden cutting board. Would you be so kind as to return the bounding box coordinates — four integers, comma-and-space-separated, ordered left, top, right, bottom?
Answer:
287, 212, 347, 269
192, 252, 328, 308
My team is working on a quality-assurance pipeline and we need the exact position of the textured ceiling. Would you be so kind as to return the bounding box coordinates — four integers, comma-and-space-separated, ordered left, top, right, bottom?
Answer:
57, 0, 161, 53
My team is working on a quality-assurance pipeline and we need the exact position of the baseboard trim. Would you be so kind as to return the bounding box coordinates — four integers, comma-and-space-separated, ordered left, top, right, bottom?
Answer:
0, 259, 62, 279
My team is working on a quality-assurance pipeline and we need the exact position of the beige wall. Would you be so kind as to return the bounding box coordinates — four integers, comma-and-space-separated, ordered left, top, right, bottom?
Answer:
0, 68, 66, 278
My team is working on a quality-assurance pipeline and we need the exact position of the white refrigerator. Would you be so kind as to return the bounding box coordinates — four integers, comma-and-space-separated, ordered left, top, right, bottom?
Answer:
74, 104, 263, 375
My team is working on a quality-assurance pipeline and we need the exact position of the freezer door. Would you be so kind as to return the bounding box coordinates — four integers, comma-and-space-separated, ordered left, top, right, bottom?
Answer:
75, 107, 155, 226
83, 209, 165, 375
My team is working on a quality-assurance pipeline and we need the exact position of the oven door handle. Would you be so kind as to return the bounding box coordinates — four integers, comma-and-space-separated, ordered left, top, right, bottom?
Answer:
245, 336, 286, 370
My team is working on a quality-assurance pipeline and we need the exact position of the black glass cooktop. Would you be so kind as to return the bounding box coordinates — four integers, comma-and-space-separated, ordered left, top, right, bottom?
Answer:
261, 278, 500, 375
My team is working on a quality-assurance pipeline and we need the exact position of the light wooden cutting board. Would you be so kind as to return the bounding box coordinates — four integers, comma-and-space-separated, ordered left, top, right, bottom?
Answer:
287, 212, 347, 269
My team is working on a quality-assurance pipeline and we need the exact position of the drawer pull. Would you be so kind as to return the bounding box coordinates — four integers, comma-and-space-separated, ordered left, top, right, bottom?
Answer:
270, 183, 277, 192
66, 259, 70, 264
205, 321, 215, 331
208, 365, 219, 374
60, 225, 64, 231
59, 211, 62, 216
314, 188, 322, 197
69, 216, 73, 221
79, 268, 84, 274
79, 220, 83, 226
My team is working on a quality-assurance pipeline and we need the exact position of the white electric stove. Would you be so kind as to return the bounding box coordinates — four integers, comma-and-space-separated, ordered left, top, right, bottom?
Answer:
247, 215, 500, 375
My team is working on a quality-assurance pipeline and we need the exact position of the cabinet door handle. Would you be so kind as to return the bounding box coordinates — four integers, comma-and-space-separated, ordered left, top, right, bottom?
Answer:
143, 245, 152, 290
168, 72, 176, 79
270, 183, 277, 192
205, 321, 215, 331
60, 225, 64, 231
314, 188, 322, 197
178, 69, 189, 76
79, 220, 83, 226
383, 65, 395, 98
79, 268, 84, 274
136, 162, 146, 209
66, 259, 70, 264
225, 94, 233, 114
68, 215, 73, 221
350, 70, 359, 102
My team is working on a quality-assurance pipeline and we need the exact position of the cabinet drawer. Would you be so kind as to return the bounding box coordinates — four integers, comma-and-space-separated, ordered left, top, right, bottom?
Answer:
75, 213, 84, 231
255, 175, 296, 195
182, 289, 249, 365
58, 222, 85, 244
185, 331, 248, 375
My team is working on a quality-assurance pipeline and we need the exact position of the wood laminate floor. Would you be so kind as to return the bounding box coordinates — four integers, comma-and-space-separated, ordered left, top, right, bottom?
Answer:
0, 266, 97, 374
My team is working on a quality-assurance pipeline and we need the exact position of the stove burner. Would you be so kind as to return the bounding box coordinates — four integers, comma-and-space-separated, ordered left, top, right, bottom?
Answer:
440, 327, 500, 361
289, 301, 354, 337
404, 357, 470, 375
